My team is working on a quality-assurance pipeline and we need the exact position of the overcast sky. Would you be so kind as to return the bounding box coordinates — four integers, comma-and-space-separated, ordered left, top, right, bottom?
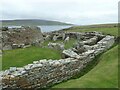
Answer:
0, 0, 119, 25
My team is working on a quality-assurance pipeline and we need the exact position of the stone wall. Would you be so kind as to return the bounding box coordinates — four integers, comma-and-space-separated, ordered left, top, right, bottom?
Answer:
0, 34, 115, 89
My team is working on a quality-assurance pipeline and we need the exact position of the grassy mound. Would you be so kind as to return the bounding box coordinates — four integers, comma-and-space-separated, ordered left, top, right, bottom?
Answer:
2, 47, 61, 70
52, 45, 118, 88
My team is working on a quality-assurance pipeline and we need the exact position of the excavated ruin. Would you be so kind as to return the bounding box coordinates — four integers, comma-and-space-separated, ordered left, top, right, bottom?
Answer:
0, 27, 115, 89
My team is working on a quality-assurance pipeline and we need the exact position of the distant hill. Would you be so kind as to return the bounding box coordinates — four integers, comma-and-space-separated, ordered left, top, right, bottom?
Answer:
1, 19, 73, 26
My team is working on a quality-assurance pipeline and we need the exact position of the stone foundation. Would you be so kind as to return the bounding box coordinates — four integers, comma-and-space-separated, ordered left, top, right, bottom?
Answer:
0, 33, 115, 89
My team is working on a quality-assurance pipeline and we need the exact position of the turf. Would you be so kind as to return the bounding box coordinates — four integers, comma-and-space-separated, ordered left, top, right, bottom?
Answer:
65, 27, 118, 36
52, 45, 118, 88
2, 47, 61, 70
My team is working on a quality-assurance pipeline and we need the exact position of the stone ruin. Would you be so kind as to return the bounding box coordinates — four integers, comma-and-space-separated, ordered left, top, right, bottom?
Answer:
0, 27, 115, 89
0, 26, 44, 50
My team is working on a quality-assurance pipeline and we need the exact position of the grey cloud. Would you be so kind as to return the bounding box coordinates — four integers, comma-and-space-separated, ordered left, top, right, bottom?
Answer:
1, 0, 119, 24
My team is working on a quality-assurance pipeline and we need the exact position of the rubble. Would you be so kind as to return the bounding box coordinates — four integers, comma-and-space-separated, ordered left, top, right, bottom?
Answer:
1, 26, 44, 50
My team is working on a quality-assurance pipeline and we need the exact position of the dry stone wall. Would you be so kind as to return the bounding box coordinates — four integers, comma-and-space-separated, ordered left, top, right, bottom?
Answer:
0, 32, 115, 89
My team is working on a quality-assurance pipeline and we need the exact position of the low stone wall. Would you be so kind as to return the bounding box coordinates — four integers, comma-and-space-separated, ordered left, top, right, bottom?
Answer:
0, 35, 115, 89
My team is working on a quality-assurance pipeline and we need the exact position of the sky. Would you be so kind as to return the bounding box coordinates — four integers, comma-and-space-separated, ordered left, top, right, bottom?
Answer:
0, 0, 119, 25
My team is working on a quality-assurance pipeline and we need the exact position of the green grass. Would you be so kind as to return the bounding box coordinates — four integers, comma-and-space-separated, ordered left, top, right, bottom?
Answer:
2, 38, 76, 70
0, 56, 2, 71
65, 27, 118, 36
2, 47, 61, 70
52, 45, 118, 88
64, 38, 77, 49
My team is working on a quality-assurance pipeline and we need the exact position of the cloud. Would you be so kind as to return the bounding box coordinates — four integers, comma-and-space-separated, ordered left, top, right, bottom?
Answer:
0, 0, 119, 24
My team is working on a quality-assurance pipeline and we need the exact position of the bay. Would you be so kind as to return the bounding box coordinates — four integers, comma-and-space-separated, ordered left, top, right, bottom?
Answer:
7, 25, 72, 32
38, 25, 72, 32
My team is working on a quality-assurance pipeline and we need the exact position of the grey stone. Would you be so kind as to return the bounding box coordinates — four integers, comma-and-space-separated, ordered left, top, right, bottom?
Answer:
33, 61, 39, 64
62, 49, 80, 59
9, 67, 17, 72
64, 36, 69, 42
48, 42, 64, 50
62, 33, 65, 40
20, 70, 26, 74
24, 64, 33, 70
53, 35, 57, 41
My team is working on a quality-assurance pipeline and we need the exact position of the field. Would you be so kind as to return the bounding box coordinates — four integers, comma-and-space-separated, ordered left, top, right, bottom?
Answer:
2, 47, 61, 70
64, 26, 118, 36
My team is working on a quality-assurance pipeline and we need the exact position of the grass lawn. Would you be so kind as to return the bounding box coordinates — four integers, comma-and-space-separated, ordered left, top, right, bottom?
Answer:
65, 27, 118, 36
52, 45, 118, 88
2, 47, 61, 70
